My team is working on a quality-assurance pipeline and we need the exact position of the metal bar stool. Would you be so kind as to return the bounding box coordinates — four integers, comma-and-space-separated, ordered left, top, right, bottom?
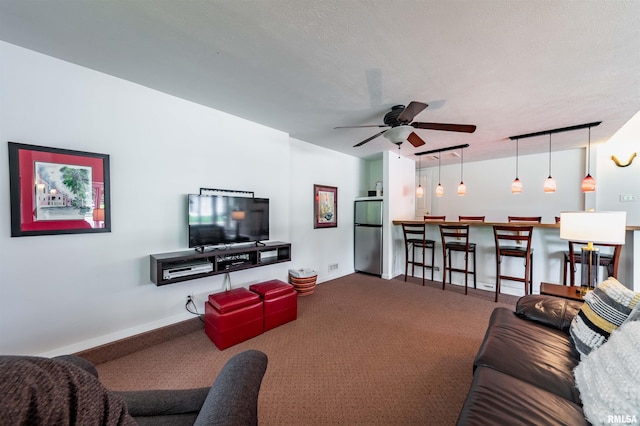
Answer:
401, 223, 436, 286
563, 242, 622, 286
440, 224, 475, 294
493, 225, 534, 302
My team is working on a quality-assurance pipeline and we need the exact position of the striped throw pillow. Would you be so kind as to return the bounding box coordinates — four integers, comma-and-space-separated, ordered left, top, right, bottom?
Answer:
569, 277, 640, 358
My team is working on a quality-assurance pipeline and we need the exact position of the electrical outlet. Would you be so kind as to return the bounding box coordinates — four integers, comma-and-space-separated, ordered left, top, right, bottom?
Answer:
328, 263, 339, 271
186, 294, 193, 304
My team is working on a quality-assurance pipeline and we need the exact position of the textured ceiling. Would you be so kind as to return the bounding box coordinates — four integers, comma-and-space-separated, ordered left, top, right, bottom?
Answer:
1, 0, 639, 165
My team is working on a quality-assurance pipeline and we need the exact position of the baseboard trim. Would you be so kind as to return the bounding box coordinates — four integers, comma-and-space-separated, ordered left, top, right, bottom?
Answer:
75, 317, 204, 365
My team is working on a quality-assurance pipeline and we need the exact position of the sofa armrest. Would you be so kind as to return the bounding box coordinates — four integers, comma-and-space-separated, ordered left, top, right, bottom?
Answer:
515, 295, 582, 333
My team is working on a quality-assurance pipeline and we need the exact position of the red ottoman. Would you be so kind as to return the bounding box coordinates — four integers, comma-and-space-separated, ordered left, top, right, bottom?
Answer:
204, 288, 263, 350
250, 280, 297, 331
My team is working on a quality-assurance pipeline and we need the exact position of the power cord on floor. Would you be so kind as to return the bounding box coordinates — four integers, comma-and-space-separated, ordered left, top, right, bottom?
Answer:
185, 295, 205, 322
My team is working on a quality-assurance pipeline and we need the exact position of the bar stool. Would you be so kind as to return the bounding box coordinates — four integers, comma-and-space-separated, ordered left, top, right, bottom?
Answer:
401, 223, 436, 286
440, 224, 475, 294
459, 216, 485, 222
493, 225, 534, 302
508, 216, 542, 223
424, 215, 446, 221
563, 242, 622, 286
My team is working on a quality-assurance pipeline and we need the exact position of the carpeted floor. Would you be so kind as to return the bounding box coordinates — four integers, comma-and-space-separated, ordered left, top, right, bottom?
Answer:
96, 273, 518, 425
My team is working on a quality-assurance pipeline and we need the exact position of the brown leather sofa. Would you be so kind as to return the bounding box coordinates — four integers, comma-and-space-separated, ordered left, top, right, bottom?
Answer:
457, 294, 588, 425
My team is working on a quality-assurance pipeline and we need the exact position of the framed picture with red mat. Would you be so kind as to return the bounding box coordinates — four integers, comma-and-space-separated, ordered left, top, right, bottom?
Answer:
8, 142, 111, 237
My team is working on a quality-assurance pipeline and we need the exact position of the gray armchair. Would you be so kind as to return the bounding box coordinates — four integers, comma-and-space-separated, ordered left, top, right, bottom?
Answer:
0, 350, 268, 426
114, 350, 268, 426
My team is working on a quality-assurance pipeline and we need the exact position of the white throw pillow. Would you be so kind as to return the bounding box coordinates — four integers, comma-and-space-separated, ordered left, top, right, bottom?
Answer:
574, 320, 640, 425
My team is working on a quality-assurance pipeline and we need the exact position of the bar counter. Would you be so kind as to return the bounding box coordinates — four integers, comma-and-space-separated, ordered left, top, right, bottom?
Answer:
392, 219, 640, 231
390, 219, 638, 297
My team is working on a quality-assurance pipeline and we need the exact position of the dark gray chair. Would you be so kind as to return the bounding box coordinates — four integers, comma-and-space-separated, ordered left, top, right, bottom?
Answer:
0, 350, 268, 426
114, 350, 268, 426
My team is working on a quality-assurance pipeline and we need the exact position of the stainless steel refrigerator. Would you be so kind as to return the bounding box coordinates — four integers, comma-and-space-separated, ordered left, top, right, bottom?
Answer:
354, 199, 383, 276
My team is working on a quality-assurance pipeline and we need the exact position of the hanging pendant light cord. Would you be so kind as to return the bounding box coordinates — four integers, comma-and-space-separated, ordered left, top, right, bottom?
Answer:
587, 127, 591, 174
515, 139, 519, 178
438, 155, 441, 184
548, 133, 552, 177
460, 148, 464, 181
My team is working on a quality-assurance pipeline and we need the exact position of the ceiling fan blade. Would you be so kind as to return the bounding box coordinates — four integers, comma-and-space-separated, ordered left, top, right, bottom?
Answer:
412, 122, 477, 133
334, 125, 388, 129
407, 132, 426, 147
397, 101, 428, 123
353, 130, 387, 147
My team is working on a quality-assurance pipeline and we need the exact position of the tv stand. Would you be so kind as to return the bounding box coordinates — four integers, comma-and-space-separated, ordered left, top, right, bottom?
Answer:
150, 241, 291, 286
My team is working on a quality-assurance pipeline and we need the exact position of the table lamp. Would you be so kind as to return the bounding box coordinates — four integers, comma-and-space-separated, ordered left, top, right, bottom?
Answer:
559, 211, 627, 295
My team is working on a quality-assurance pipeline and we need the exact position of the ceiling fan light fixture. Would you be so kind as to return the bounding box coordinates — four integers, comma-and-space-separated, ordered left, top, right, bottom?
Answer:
383, 125, 414, 144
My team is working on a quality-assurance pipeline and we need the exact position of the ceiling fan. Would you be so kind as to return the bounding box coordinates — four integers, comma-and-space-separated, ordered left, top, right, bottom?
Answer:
335, 101, 476, 148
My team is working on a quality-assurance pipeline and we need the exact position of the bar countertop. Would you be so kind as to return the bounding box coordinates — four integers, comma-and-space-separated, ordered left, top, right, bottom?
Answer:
392, 219, 640, 231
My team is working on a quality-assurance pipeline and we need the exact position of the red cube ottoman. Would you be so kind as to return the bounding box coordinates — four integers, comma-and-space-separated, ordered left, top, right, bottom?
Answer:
204, 288, 263, 350
249, 280, 297, 331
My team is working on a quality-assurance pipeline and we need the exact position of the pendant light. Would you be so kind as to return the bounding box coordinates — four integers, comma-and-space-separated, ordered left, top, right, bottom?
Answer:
416, 155, 424, 197
581, 126, 596, 192
511, 138, 522, 194
435, 155, 444, 197
543, 133, 556, 193
457, 148, 466, 196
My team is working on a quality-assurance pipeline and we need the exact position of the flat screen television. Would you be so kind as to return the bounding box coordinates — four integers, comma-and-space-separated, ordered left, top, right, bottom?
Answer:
188, 194, 270, 248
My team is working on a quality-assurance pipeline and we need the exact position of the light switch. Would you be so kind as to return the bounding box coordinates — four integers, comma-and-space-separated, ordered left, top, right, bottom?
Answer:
619, 194, 637, 202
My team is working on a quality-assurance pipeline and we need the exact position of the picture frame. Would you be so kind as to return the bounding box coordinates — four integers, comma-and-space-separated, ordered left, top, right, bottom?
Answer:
314, 184, 338, 229
8, 142, 111, 237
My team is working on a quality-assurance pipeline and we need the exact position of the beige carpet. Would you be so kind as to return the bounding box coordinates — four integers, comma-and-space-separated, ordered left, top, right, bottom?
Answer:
96, 274, 518, 425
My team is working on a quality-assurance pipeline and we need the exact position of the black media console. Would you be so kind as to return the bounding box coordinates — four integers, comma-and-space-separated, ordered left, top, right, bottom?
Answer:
150, 241, 291, 286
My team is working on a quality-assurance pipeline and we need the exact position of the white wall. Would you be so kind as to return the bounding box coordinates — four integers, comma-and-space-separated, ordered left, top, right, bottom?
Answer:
595, 110, 640, 290
425, 150, 585, 223
384, 151, 416, 279
287, 138, 362, 280
0, 42, 360, 355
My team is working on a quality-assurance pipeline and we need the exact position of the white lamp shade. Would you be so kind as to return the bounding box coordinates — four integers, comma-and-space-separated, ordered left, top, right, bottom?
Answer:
383, 125, 414, 144
560, 211, 627, 244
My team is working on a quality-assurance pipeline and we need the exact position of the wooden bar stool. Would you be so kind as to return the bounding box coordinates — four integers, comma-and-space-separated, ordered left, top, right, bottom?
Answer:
440, 224, 475, 294
424, 215, 446, 221
401, 223, 436, 286
493, 225, 534, 302
459, 216, 485, 222
563, 242, 622, 286
508, 216, 542, 223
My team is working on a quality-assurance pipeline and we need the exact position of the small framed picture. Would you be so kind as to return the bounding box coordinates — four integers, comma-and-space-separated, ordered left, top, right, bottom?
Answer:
8, 142, 111, 237
314, 184, 337, 229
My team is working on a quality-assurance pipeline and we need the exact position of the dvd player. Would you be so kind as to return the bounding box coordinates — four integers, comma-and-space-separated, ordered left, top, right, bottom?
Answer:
163, 261, 213, 280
